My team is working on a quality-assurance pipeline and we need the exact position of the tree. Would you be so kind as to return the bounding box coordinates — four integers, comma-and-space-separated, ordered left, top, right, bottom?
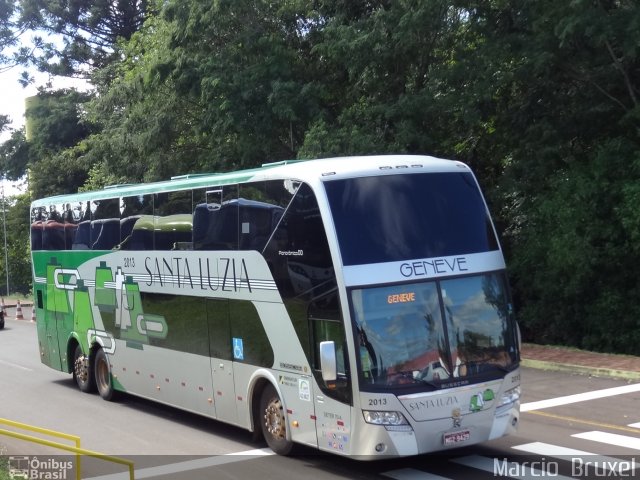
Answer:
157, 0, 328, 168
0, 192, 31, 294
6, 0, 640, 353
0, 89, 92, 183
0, 0, 23, 72
0, 128, 30, 180
451, 0, 640, 353
80, 0, 326, 181
300, 0, 467, 158
18, 0, 151, 78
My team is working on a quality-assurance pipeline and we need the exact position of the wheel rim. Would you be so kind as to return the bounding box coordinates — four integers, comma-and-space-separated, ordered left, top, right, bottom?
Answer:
264, 397, 286, 440
74, 353, 88, 385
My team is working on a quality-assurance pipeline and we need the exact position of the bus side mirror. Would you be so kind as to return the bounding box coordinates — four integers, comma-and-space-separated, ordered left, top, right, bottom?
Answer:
319, 341, 337, 382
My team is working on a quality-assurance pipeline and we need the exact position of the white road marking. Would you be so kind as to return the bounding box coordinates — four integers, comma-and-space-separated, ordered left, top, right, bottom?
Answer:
85, 448, 275, 480
512, 442, 635, 473
453, 454, 575, 479
521, 383, 640, 412
573, 431, 640, 451
0, 358, 33, 371
512, 441, 597, 456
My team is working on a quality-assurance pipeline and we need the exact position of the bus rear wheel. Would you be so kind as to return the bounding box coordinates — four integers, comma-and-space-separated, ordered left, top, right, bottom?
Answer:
95, 348, 117, 401
260, 384, 294, 455
73, 344, 95, 393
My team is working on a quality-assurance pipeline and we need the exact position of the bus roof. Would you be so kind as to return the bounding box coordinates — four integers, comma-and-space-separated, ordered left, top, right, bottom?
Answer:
31, 155, 468, 207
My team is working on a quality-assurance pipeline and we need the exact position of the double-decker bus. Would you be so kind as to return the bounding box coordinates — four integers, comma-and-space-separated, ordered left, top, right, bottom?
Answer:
30, 155, 520, 458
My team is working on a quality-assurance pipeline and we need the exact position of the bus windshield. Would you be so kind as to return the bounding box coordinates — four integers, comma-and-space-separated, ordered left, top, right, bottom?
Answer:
324, 172, 498, 266
351, 273, 518, 390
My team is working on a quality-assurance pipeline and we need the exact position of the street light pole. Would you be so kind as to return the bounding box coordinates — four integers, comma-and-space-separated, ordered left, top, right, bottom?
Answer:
2, 181, 8, 297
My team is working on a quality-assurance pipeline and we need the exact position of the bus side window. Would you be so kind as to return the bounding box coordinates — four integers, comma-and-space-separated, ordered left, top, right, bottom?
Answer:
262, 181, 350, 404
238, 181, 289, 252
154, 190, 193, 250
67, 202, 87, 249
238, 200, 283, 252
42, 204, 65, 250
30, 206, 46, 251
193, 185, 239, 251
91, 198, 120, 250
119, 194, 154, 250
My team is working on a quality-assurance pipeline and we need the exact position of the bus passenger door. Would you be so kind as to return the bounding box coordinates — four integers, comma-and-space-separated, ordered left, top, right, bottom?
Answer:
44, 259, 70, 371
309, 302, 353, 455
34, 287, 54, 368
207, 299, 238, 424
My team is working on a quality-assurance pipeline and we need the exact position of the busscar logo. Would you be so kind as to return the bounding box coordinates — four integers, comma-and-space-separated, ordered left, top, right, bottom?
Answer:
8, 456, 73, 480
278, 250, 303, 256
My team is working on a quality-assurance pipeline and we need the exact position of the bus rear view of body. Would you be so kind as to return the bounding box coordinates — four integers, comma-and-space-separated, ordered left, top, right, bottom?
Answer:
30, 155, 520, 459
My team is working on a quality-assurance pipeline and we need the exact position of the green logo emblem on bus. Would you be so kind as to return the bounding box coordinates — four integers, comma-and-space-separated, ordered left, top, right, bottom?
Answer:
45, 258, 168, 352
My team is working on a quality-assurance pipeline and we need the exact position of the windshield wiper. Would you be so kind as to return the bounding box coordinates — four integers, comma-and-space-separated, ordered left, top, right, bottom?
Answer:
418, 378, 440, 389
489, 363, 512, 373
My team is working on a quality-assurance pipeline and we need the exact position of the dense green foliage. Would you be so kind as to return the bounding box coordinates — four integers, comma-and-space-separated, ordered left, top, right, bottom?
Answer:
1, 0, 639, 353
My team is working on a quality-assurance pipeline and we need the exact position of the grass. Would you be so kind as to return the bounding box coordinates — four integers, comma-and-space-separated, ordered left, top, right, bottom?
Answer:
0, 455, 9, 480
0, 292, 32, 304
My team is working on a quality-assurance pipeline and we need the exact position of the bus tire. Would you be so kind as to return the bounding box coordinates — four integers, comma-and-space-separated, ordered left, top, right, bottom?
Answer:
259, 384, 294, 455
73, 344, 95, 393
94, 348, 117, 401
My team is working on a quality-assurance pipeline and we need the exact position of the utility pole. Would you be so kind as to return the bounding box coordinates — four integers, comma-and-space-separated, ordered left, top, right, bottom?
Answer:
2, 181, 8, 297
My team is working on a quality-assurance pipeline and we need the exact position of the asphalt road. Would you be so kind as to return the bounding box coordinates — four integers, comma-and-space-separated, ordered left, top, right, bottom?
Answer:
2, 313, 640, 479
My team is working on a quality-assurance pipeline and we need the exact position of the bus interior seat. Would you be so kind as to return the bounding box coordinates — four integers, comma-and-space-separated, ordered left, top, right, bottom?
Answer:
30, 221, 44, 251
120, 215, 140, 241
64, 223, 78, 249
72, 220, 91, 249
42, 220, 66, 250
91, 218, 120, 250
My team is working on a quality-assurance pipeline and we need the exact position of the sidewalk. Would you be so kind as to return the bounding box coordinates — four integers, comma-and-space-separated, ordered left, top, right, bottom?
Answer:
521, 343, 640, 381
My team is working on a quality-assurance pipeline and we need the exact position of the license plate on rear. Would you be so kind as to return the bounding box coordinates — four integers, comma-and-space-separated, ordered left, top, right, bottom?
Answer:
443, 429, 470, 445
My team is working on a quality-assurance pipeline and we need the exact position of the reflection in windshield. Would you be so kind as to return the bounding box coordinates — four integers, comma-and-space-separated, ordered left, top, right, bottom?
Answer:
351, 273, 518, 389
442, 275, 515, 377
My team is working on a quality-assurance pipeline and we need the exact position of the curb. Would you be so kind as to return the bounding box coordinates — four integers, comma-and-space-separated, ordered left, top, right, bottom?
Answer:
2, 302, 34, 308
521, 358, 640, 381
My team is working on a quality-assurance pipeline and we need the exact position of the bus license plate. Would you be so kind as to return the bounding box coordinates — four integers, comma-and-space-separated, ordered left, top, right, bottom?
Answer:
443, 430, 470, 445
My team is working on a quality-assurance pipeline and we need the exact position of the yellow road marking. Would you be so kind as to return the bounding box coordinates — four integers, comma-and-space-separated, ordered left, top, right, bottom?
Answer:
525, 409, 640, 434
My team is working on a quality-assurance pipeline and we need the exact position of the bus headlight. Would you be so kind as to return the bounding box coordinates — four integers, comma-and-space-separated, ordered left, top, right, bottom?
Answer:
497, 386, 520, 409
363, 410, 410, 429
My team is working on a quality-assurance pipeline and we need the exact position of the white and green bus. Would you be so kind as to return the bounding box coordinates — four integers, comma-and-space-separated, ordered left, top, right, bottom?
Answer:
30, 155, 520, 458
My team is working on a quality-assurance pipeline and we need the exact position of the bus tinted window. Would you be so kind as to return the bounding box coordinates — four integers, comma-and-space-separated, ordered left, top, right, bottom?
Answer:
91, 198, 120, 250
239, 180, 293, 252
154, 191, 193, 250
65, 202, 86, 250
41, 204, 66, 251
119, 194, 154, 250
264, 182, 334, 302
30, 206, 45, 251
325, 172, 499, 266
230, 300, 274, 367
263, 182, 349, 402
193, 185, 239, 250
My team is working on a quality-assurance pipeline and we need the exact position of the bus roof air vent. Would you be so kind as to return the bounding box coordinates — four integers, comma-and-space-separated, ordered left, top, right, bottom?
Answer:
171, 173, 218, 180
261, 159, 308, 168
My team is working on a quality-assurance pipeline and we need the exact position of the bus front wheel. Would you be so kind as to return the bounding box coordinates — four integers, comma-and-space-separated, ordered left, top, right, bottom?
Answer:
95, 348, 117, 401
259, 384, 294, 455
